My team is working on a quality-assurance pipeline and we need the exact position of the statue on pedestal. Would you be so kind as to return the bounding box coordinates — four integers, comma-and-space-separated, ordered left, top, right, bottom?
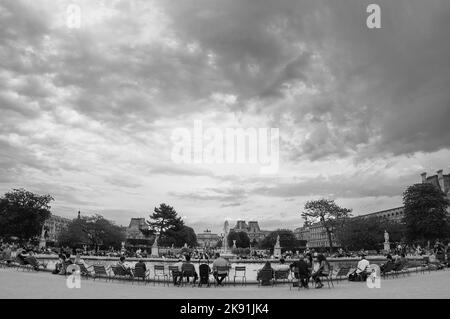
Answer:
232, 240, 237, 249
223, 220, 230, 253
383, 230, 390, 253
151, 233, 160, 257
38, 225, 47, 249
273, 235, 281, 257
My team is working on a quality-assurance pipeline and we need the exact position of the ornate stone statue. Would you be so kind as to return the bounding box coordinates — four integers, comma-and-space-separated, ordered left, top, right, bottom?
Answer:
223, 220, 230, 252
152, 235, 158, 248
384, 230, 389, 243
275, 235, 280, 247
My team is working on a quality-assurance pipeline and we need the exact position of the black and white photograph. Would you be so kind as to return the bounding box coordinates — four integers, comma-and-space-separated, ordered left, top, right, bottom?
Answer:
0, 0, 450, 308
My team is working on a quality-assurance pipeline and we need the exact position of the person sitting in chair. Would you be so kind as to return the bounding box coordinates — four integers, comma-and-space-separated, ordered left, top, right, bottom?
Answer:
257, 261, 274, 286
380, 254, 395, 274
290, 254, 311, 288
180, 255, 198, 285
212, 253, 230, 286
117, 256, 134, 277
311, 254, 329, 289
349, 254, 369, 281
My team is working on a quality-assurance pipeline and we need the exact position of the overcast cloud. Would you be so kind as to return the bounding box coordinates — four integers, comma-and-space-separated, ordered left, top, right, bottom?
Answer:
1, 0, 449, 233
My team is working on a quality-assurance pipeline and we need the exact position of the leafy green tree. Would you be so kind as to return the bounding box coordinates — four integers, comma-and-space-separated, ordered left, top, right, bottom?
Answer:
227, 231, 250, 248
147, 203, 183, 241
335, 217, 405, 251
301, 199, 352, 252
58, 214, 125, 250
260, 229, 303, 251
0, 188, 53, 241
403, 183, 449, 242
163, 225, 197, 247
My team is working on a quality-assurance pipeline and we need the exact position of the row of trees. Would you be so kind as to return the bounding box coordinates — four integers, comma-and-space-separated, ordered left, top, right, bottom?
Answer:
0, 189, 197, 249
300, 183, 450, 252
1, 181, 448, 252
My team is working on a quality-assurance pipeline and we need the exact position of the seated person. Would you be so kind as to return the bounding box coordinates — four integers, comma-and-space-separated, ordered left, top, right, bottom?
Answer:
16, 248, 28, 264
1, 245, 12, 264
257, 261, 274, 285
134, 259, 147, 271
180, 255, 198, 284
24, 250, 40, 271
311, 254, 329, 289
349, 254, 369, 281
172, 258, 184, 285
393, 253, 408, 270
380, 254, 395, 273
290, 254, 311, 288
117, 256, 134, 277
212, 253, 230, 286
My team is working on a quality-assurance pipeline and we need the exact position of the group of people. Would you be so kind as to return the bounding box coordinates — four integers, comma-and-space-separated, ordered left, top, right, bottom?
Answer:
0, 244, 43, 271
254, 253, 331, 289
170, 253, 230, 286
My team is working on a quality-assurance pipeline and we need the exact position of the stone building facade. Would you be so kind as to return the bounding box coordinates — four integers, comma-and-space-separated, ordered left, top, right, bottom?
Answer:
43, 214, 71, 243
231, 220, 270, 242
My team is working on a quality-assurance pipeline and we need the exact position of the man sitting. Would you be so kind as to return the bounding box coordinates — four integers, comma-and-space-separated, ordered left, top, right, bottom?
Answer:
117, 256, 134, 277
349, 254, 369, 281
180, 255, 198, 285
290, 254, 310, 288
212, 253, 230, 286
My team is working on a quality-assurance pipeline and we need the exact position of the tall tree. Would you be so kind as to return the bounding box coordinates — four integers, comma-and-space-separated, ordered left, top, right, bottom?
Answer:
147, 203, 184, 241
260, 229, 302, 251
0, 188, 53, 241
301, 199, 352, 252
227, 231, 250, 248
403, 183, 449, 242
58, 214, 125, 250
335, 217, 405, 251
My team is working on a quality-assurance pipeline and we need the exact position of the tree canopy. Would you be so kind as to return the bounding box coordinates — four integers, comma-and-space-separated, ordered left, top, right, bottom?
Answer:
260, 229, 304, 251
403, 183, 449, 242
227, 230, 250, 248
58, 214, 125, 250
146, 203, 197, 247
301, 199, 352, 251
0, 188, 53, 241
334, 216, 405, 251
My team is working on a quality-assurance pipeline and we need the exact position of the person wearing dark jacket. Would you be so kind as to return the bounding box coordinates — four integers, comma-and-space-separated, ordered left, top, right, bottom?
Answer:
290, 254, 311, 288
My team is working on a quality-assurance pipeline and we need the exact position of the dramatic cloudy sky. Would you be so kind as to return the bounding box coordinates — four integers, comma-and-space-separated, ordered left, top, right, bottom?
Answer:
1, 0, 450, 233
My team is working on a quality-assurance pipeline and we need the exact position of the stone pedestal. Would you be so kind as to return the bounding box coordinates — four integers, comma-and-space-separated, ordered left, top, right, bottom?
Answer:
151, 246, 159, 257
38, 238, 46, 249
273, 246, 281, 258
383, 242, 390, 253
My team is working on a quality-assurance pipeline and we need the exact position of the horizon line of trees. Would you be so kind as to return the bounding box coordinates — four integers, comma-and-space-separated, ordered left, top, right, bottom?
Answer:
1, 182, 449, 251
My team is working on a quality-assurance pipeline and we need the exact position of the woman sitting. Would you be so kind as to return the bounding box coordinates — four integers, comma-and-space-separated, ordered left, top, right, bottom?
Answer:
311, 254, 329, 289
257, 261, 274, 286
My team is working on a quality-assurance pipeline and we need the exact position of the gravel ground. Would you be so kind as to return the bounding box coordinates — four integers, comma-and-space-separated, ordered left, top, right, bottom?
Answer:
0, 267, 449, 299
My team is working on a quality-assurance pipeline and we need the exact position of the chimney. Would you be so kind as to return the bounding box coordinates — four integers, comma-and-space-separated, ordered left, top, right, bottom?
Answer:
421, 172, 427, 183
437, 169, 444, 191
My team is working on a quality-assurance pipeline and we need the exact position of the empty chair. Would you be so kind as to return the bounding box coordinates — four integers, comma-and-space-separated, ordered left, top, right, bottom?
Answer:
153, 265, 169, 286
233, 266, 247, 286
335, 266, 350, 283
93, 265, 110, 281
169, 265, 182, 286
